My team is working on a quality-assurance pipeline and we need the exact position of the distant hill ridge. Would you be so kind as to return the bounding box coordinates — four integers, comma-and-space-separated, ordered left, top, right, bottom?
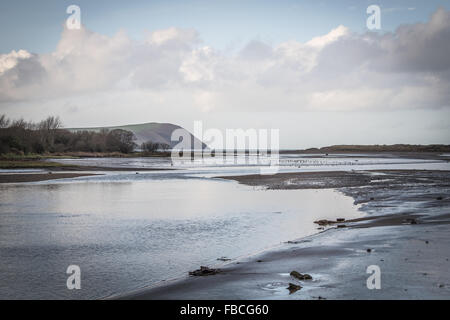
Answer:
69, 122, 206, 149
285, 144, 450, 153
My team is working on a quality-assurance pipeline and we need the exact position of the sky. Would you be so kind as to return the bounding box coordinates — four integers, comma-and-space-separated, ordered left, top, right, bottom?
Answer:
0, 0, 449, 148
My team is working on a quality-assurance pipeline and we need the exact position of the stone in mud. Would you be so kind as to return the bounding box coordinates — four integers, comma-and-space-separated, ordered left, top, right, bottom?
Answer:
290, 271, 312, 280
436, 196, 443, 200
189, 266, 220, 276
287, 283, 302, 294
367, 248, 372, 253
403, 218, 417, 225
337, 224, 347, 228
314, 219, 330, 226
314, 219, 347, 226
217, 257, 231, 261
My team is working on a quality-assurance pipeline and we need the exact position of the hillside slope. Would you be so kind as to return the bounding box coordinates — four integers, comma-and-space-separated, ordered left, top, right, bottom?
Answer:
69, 122, 206, 149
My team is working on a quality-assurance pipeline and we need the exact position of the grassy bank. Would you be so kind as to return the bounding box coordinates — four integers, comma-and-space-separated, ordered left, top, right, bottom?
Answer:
0, 151, 172, 169
0, 160, 70, 169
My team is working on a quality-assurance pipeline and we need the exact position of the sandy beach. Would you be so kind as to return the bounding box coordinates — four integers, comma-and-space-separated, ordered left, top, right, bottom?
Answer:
119, 169, 450, 299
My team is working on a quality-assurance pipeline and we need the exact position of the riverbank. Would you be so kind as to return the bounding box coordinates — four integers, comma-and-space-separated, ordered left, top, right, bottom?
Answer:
0, 173, 101, 183
119, 169, 450, 299
0, 159, 174, 183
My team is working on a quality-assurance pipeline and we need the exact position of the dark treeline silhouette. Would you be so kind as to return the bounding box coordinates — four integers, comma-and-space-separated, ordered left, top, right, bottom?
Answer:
141, 141, 170, 153
0, 115, 136, 155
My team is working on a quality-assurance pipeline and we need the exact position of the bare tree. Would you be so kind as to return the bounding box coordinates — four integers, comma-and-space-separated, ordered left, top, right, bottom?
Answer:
39, 116, 62, 131
38, 116, 62, 150
159, 143, 170, 151
141, 141, 159, 153
0, 114, 10, 128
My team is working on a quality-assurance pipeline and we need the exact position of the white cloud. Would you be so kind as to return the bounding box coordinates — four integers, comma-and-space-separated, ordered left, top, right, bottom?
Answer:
306, 25, 349, 48
0, 8, 449, 118
0, 49, 32, 74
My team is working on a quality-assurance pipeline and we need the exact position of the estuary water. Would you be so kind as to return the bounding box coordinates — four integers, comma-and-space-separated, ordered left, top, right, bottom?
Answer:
0, 154, 449, 299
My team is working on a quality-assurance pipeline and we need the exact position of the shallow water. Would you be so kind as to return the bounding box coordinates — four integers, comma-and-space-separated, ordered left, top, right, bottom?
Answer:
0, 175, 360, 299
0, 154, 449, 299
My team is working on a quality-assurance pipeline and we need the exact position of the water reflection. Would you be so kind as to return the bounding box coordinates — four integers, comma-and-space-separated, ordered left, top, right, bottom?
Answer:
0, 178, 360, 299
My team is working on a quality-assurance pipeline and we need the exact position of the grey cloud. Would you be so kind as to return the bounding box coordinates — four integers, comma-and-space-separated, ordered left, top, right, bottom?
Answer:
0, 9, 449, 113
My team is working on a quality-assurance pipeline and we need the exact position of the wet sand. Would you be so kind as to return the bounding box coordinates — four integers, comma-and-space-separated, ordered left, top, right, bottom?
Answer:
0, 164, 173, 183
119, 170, 450, 299
0, 173, 100, 183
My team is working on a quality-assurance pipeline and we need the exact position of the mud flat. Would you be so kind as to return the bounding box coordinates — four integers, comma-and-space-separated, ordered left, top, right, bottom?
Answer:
0, 173, 100, 183
119, 170, 450, 300
0, 162, 173, 183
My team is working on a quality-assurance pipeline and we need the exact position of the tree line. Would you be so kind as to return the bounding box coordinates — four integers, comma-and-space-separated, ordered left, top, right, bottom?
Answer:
0, 115, 137, 155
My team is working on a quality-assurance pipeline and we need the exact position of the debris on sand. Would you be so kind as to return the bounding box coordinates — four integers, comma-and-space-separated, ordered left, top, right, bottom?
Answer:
290, 271, 312, 280
189, 266, 220, 276
286, 239, 311, 244
403, 218, 417, 225
217, 257, 231, 261
314, 219, 333, 226
314, 219, 348, 227
287, 283, 302, 294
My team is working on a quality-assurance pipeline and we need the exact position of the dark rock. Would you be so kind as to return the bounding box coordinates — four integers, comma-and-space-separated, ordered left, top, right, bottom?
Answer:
189, 266, 220, 276
287, 240, 311, 244
217, 257, 231, 261
287, 283, 302, 294
314, 219, 332, 226
436, 196, 443, 200
257, 260, 263, 263
337, 224, 346, 228
367, 248, 372, 253
314, 219, 348, 226
290, 271, 312, 280
403, 218, 417, 225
